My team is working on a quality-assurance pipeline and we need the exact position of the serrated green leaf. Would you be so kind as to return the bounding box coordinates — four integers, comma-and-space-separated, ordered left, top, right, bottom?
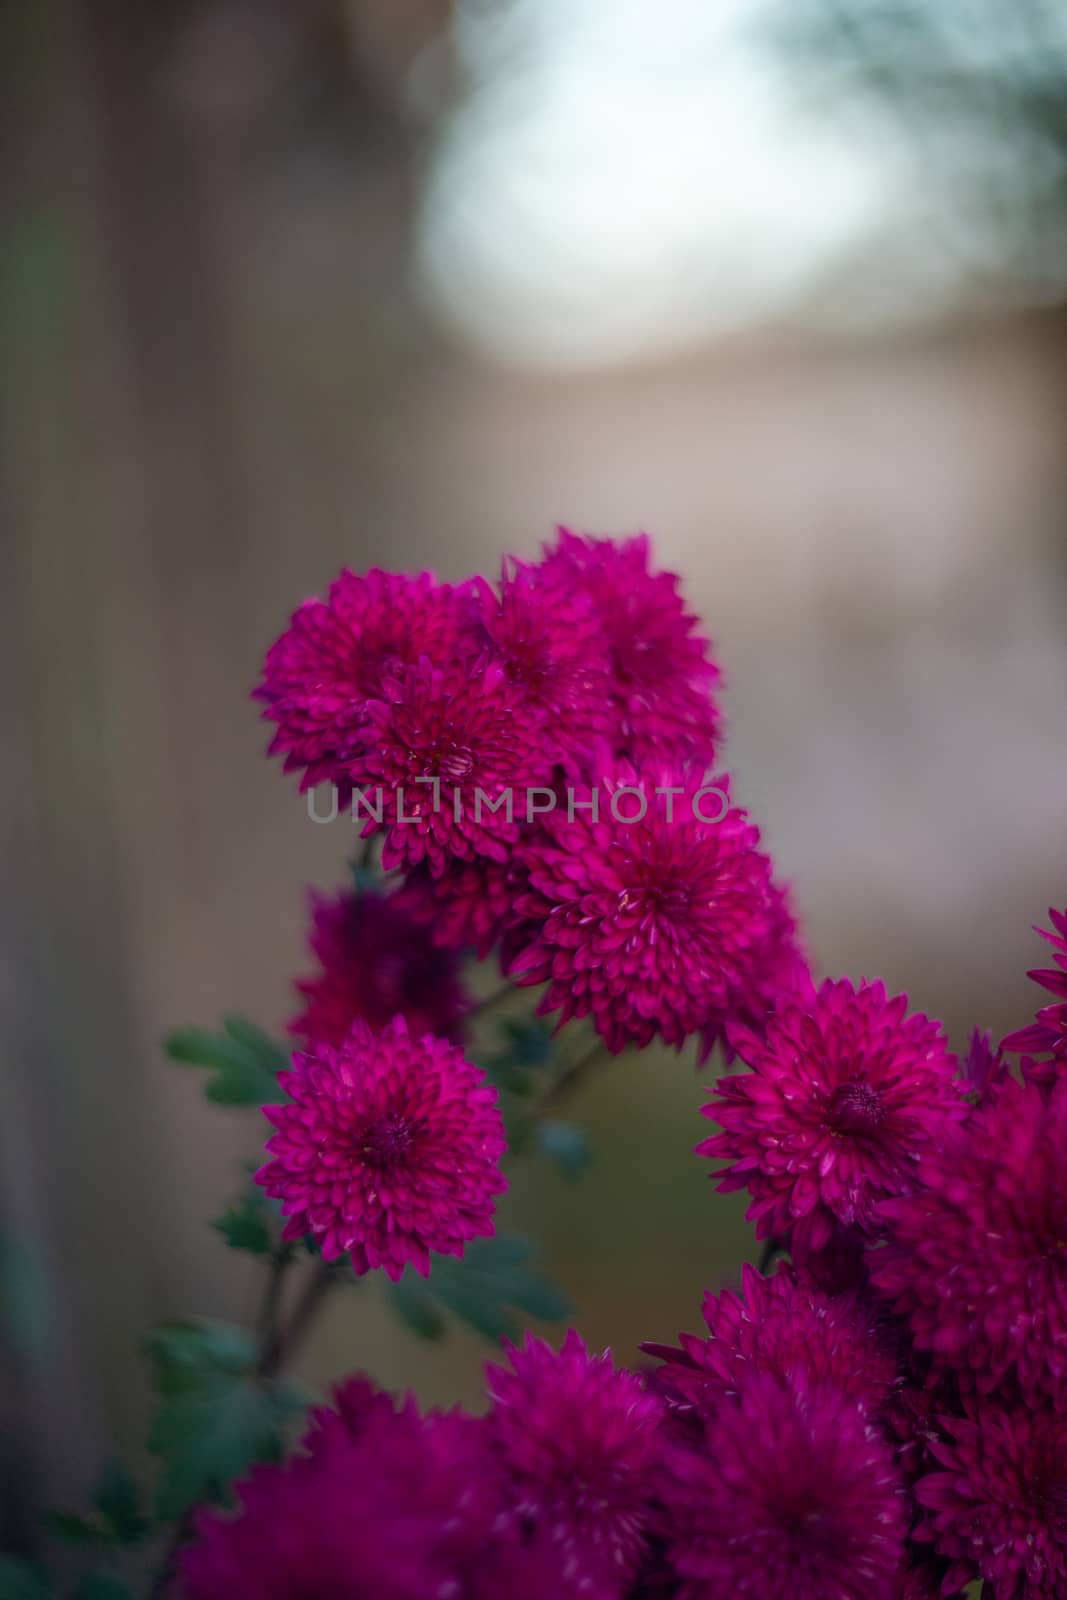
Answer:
394, 1235, 572, 1347
387, 1274, 446, 1340
536, 1120, 592, 1179
145, 1317, 304, 1518
220, 1017, 289, 1074
0, 1560, 51, 1600
74, 1577, 134, 1600
212, 1187, 273, 1255
150, 1378, 303, 1520
165, 1018, 288, 1107
43, 1462, 146, 1552
145, 1318, 255, 1383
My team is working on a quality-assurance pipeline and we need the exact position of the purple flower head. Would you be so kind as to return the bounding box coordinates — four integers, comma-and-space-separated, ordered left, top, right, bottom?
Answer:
872, 1073, 1067, 1405
643, 1263, 896, 1431
700, 978, 964, 1251
538, 528, 723, 767
916, 1396, 1067, 1599
660, 1373, 907, 1600
509, 767, 782, 1054
180, 1383, 471, 1600
1001, 905, 1067, 1071
256, 1015, 506, 1279
361, 656, 552, 875
485, 1329, 663, 1590
254, 568, 479, 793
475, 556, 613, 773
289, 885, 470, 1049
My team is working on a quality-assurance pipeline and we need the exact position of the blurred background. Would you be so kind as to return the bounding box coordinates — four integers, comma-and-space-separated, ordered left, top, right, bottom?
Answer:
4, 0, 1067, 1553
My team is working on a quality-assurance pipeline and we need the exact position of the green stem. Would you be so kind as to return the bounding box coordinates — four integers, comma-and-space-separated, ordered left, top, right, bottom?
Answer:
256, 1256, 338, 1380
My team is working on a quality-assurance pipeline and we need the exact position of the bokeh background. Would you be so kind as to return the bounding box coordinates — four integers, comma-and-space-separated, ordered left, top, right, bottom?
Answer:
4, 0, 1067, 1553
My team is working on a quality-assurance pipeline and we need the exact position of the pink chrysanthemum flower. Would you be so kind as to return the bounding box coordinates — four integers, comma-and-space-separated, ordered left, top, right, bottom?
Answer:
475, 558, 613, 773
643, 1263, 895, 1429
360, 657, 552, 875
872, 1074, 1067, 1405
289, 886, 470, 1048
1001, 905, 1067, 1069
256, 1016, 506, 1279
660, 1374, 907, 1600
181, 1384, 467, 1600
254, 568, 479, 793
539, 528, 722, 767
700, 978, 964, 1251
485, 1329, 663, 1590
916, 1398, 1067, 1600
509, 769, 781, 1054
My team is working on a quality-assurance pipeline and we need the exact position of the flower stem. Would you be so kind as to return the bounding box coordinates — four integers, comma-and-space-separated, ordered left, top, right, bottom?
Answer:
150, 1254, 340, 1596
256, 1256, 338, 1380
536, 1042, 609, 1119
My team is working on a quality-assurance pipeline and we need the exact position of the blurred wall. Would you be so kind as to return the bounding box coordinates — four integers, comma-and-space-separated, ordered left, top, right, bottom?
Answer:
3, 0, 1067, 1525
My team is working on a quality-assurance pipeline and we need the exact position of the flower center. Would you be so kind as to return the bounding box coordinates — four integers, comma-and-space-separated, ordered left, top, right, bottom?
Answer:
436, 744, 475, 780
359, 1112, 414, 1167
828, 1081, 885, 1136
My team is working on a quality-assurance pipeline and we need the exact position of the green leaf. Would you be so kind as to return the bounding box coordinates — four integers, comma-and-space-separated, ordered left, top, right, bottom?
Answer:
165, 1017, 288, 1107
74, 1577, 134, 1600
389, 1235, 572, 1346
0, 1560, 51, 1600
145, 1319, 304, 1519
537, 1120, 592, 1179
387, 1274, 446, 1340
43, 1462, 147, 1552
212, 1186, 273, 1255
93, 1460, 148, 1544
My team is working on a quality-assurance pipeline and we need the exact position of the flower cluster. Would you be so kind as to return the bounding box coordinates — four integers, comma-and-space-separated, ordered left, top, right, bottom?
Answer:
257, 529, 807, 1056
694, 910, 1067, 1598
239, 536, 1067, 1599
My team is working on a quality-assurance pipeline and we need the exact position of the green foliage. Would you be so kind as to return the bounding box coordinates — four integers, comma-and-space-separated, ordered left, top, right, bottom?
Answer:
481, 1016, 557, 1096
387, 1273, 447, 1340
536, 1120, 592, 1179
145, 1319, 305, 1520
165, 1016, 289, 1107
388, 1234, 571, 1346
0, 1561, 51, 1600
73, 1578, 133, 1600
45, 1462, 148, 1552
212, 1183, 275, 1256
